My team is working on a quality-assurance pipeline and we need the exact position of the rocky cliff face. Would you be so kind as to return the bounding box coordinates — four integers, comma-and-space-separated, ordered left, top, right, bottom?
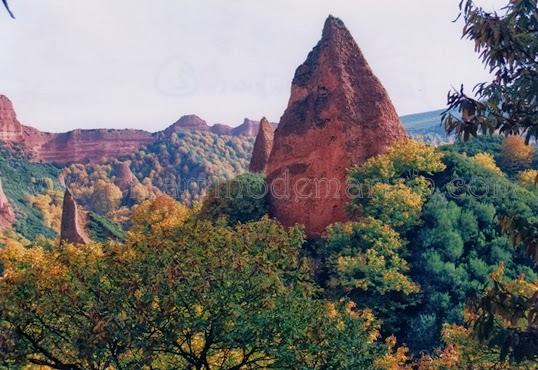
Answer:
37, 129, 154, 164
0, 96, 268, 165
266, 15, 407, 238
0, 178, 15, 229
249, 117, 274, 173
59, 188, 89, 245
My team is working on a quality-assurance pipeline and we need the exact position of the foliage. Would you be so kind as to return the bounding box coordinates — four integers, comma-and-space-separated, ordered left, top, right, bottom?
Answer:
443, 0, 538, 142
322, 219, 420, 338
466, 265, 538, 365
24, 181, 63, 233
347, 140, 445, 234
404, 150, 538, 351
361, 183, 424, 232
200, 172, 268, 225
324, 218, 418, 296
471, 152, 503, 176
0, 197, 385, 369
500, 135, 535, 174
86, 212, 126, 243
518, 169, 538, 191
0, 146, 60, 239
89, 179, 123, 215
126, 131, 254, 205
348, 140, 445, 186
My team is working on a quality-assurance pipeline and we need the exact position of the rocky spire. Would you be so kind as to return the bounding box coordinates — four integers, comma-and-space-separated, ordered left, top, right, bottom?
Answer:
0, 95, 24, 141
0, 178, 15, 229
266, 15, 407, 238
59, 188, 88, 245
249, 117, 274, 173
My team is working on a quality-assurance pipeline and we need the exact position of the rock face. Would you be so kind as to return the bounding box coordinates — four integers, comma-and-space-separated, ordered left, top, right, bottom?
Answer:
0, 178, 15, 229
0, 96, 271, 165
38, 129, 154, 164
249, 117, 274, 173
113, 162, 137, 192
59, 189, 89, 245
266, 15, 407, 238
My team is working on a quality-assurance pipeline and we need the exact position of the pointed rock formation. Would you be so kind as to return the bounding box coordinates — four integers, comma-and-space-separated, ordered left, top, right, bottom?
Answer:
249, 117, 274, 173
0, 178, 15, 229
113, 161, 137, 192
266, 15, 407, 238
60, 188, 89, 245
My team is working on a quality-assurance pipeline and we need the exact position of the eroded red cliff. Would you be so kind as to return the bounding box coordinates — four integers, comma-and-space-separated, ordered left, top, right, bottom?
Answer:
266, 15, 407, 238
0, 96, 267, 165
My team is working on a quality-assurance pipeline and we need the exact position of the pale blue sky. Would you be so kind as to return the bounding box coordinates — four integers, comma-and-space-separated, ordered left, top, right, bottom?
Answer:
0, 0, 506, 132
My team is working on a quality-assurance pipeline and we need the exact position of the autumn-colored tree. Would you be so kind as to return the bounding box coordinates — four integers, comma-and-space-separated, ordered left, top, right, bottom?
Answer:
471, 152, 504, 176
322, 218, 419, 339
518, 169, 538, 191
0, 197, 385, 369
348, 140, 445, 233
89, 179, 123, 215
500, 135, 535, 175
25, 180, 64, 233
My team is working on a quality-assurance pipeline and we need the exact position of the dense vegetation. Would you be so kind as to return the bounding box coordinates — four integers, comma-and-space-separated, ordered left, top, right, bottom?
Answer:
0, 146, 60, 240
2, 137, 536, 368
60, 131, 254, 224
126, 131, 254, 204
1, 0, 537, 367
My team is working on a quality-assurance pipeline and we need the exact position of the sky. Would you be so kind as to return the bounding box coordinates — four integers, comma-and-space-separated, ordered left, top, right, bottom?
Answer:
0, 0, 507, 133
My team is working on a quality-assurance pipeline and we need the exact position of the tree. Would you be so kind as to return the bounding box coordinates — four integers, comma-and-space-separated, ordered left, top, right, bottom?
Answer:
466, 265, 538, 365
89, 179, 123, 215
443, 0, 538, 143
500, 135, 535, 175
0, 197, 385, 369
200, 173, 268, 226
471, 152, 504, 176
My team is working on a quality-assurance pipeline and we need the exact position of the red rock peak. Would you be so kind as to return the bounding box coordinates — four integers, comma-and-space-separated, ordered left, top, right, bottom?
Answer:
266, 15, 407, 238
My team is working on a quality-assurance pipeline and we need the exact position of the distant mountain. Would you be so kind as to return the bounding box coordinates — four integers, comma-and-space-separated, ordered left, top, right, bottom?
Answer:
400, 109, 453, 145
401, 109, 445, 135
0, 95, 272, 165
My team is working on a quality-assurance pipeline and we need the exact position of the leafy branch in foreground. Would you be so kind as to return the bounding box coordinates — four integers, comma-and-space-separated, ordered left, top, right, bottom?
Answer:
443, 0, 538, 142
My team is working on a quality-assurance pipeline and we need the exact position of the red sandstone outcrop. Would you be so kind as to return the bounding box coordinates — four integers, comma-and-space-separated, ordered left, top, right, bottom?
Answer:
0, 178, 15, 229
0, 95, 272, 165
59, 188, 89, 245
38, 129, 154, 164
113, 161, 137, 192
249, 117, 274, 173
266, 15, 407, 238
